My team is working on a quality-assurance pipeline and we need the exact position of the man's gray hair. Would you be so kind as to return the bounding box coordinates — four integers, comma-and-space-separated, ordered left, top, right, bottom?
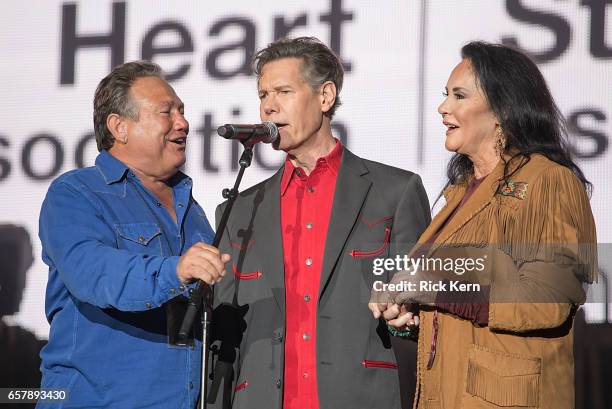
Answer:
93, 60, 164, 151
253, 37, 344, 119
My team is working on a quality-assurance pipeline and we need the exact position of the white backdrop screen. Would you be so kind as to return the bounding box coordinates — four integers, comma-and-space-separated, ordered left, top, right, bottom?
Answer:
1, 0, 610, 338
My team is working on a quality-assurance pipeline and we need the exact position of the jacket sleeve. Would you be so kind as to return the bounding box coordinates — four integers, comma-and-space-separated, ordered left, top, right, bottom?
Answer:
212, 202, 237, 308
39, 180, 185, 311
488, 165, 597, 332
388, 173, 431, 265
207, 202, 241, 409
386, 173, 430, 347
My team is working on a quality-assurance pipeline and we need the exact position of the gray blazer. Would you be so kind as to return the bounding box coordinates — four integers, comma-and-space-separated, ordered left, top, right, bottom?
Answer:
207, 148, 430, 409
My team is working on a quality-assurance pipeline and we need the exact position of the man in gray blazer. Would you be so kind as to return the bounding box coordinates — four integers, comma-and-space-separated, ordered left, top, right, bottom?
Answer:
207, 37, 430, 409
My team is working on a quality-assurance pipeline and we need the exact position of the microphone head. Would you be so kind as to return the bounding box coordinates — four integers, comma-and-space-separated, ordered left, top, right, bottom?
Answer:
262, 121, 279, 143
217, 125, 232, 138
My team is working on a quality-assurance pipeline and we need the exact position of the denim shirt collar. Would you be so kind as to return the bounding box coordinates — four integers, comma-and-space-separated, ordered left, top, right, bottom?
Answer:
96, 150, 130, 185
95, 150, 193, 189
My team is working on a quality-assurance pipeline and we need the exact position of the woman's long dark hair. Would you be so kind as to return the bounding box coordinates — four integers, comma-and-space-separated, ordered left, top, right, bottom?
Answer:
445, 41, 591, 194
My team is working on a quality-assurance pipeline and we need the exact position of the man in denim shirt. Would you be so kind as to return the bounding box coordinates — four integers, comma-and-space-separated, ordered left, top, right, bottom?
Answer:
38, 61, 230, 408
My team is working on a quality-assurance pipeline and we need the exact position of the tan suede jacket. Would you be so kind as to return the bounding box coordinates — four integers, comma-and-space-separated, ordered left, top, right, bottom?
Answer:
402, 154, 597, 409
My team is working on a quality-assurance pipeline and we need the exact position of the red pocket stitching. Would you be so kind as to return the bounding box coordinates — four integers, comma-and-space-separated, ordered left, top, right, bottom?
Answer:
360, 216, 393, 228
232, 264, 262, 280
350, 227, 391, 258
362, 360, 398, 369
234, 380, 248, 392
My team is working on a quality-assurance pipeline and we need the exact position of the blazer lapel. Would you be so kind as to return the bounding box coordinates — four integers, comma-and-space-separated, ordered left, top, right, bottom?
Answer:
319, 149, 372, 299
249, 167, 286, 314
414, 186, 462, 248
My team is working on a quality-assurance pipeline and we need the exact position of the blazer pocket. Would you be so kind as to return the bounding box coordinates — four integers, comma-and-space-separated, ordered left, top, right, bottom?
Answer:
229, 240, 255, 252
232, 264, 262, 280
466, 344, 541, 407
350, 226, 391, 258
360, 215, 393, 228
362, 359, 397, 370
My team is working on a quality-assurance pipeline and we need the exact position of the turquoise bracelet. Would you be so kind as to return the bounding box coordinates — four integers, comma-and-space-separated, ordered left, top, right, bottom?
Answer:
387, 324, 417, 339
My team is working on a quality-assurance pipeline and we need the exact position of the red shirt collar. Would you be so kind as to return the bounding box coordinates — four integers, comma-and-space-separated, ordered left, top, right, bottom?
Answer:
280, 139, 343, 196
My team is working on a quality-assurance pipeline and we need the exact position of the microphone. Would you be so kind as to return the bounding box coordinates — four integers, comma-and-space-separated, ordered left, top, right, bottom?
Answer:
217, 122, 279, 146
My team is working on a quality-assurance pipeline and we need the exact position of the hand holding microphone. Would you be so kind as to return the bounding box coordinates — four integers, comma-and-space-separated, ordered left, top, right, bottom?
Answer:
178, 121, 272, 339
177, 243, 231, 285
178, 122, 276, 287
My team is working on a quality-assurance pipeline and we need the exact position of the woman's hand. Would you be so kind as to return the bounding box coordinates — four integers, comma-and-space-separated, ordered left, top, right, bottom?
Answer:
388, 304, 419, 329
368, 302, 419, 328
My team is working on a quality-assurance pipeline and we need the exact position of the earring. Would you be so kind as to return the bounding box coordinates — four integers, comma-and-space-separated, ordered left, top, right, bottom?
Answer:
495, 126, 506, 157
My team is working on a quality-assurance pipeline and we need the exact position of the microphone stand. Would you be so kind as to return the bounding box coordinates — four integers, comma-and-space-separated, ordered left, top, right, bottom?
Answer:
179, 142, 255, 409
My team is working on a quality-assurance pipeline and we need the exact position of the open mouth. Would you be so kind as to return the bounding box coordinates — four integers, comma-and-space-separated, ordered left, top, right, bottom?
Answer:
443, 121, 459, 132
274, 123, 288, 131
171, 137, 187, 146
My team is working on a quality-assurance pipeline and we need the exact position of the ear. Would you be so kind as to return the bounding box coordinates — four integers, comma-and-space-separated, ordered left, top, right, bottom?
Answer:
319, 81, 337, 114
107, 113, 128, 144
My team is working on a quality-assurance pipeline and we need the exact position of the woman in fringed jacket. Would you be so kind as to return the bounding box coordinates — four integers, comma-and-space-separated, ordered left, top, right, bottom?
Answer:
371, 41, 597, 409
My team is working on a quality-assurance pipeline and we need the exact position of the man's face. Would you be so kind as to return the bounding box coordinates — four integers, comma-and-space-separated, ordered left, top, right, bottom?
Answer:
123, 76, 189, 179
258, 58, 326, 155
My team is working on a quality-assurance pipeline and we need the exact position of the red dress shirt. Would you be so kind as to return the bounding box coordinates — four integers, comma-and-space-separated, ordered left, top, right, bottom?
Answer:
280, 140, 343, 409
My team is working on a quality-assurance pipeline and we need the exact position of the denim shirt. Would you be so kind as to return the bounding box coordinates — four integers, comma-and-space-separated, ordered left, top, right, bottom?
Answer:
38, 151, 215, 409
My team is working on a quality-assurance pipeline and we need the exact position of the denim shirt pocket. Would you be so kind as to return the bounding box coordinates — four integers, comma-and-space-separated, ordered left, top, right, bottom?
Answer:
115, 223, 163, 254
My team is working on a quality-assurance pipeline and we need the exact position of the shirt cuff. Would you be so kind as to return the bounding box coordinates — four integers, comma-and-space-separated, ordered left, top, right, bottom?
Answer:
156, 256, 187, 300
